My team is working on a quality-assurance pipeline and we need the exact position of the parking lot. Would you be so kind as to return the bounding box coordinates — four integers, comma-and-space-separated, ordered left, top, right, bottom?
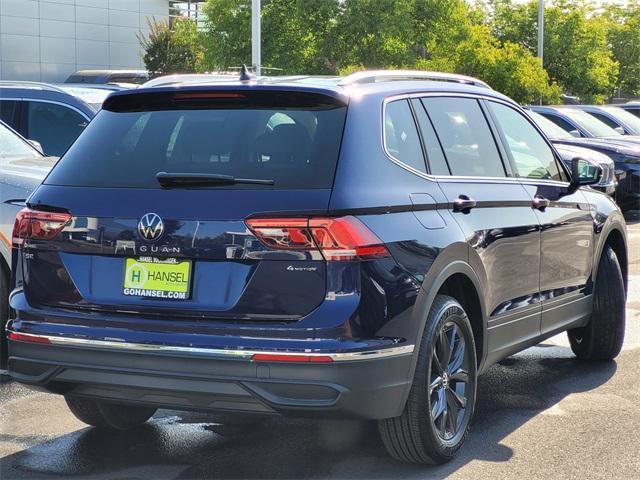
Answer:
0, 209, 636, 480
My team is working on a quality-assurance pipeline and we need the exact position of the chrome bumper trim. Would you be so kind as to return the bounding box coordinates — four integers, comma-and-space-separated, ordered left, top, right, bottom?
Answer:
7, 331, 414, 362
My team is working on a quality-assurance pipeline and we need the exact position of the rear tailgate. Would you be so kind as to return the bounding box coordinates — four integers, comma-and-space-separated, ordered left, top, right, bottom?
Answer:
19, 87, 348, 321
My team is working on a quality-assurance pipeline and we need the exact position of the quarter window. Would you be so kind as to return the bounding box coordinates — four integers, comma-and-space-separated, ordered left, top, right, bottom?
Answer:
489, 102, 563, 181
421, 97, 506, 177
384, 100, 427, 173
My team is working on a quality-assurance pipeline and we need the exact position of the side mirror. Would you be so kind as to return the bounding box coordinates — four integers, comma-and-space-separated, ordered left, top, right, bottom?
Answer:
614, 126, 625, 135
569, 157, 602, 191
27, 139, 44, 154
569, 129, 582, 138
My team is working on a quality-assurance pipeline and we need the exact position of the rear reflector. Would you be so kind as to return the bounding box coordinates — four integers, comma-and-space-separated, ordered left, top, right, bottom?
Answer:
246, 216, 389, 261
12, 207, 72, 247
251, 353, 333, 363
7, 332, 51, 344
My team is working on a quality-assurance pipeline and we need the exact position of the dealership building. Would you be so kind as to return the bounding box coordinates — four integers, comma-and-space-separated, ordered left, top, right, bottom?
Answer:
0, 1, 205, 82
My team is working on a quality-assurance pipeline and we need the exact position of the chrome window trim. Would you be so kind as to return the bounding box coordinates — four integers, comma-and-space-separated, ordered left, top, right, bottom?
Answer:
7, 330, 415, 362
381, 92, 530, 184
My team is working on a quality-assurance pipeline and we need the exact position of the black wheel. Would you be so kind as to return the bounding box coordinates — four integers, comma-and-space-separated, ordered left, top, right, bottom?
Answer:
378, 295, 477, 464
65, 396, 156, 430
568, 246, 625, 360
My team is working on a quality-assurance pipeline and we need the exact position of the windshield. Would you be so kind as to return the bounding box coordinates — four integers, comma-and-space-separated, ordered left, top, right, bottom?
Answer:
527, 111, 573, 139
563, 109, 621, 137
46, 100, 347, 189
601, 106, 640, 134
0, 122, 41, 159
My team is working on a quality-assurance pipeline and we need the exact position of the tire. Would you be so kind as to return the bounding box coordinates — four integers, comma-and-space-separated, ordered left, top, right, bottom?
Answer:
568, 246, 626, 360
378, 295, 478, 464
65, 396, 156, 430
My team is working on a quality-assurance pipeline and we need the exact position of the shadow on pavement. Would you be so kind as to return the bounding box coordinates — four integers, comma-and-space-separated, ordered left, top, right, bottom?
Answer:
0, 344, 617, 479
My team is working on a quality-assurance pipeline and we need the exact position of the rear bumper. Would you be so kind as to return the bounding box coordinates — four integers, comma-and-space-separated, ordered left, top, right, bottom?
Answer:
7, 333, 415, 420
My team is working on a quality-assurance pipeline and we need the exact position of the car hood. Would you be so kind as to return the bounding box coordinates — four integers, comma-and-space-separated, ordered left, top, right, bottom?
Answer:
553, 143, 613, 166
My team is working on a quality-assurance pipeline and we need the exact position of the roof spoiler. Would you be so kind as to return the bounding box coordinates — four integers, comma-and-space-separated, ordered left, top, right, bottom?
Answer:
338, 70, 491, 89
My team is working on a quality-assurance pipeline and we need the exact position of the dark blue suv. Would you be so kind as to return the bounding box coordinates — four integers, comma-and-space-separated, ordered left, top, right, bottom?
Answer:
6, 71, 628, 464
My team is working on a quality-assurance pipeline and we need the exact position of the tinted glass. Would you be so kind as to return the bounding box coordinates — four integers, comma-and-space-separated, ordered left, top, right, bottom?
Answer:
0, 100, 20, 126
422, 97, 505, 177
0, 122, 40, 159
46, 105, 347, 189
384, 100, 426, 173
589, 112, 619, 129
540, 113, 577, 133
489, 102, 562, 181
27, 101, 87, 156
527, 111, 573, 139
411, 99, 450, 175
562, 109, 620, 137
601, 106, 640, 133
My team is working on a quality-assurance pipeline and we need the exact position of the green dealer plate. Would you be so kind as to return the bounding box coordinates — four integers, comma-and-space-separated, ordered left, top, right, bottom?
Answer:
123, 257, 191, 300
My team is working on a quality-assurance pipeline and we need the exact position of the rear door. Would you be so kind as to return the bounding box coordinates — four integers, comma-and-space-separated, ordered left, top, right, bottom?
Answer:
416, 95, 542, 363
486, 100, 594, 335
24, 89, 348, 322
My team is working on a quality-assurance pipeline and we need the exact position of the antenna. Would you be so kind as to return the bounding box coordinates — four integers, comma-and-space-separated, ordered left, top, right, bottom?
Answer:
239, 64, 255, 82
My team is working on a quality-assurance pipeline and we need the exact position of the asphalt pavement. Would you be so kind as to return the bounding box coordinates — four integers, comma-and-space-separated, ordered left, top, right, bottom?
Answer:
1, 210, 639, 480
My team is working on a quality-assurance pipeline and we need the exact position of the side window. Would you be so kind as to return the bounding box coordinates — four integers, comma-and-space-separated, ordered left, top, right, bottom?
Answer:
384, 99, 427, 173
489, 102, 563, 181
539, 113, 576, 133
589, 112, 619, 130
421, 97, 506, 177
410, 98, 450, 175
26, 101, 88, 156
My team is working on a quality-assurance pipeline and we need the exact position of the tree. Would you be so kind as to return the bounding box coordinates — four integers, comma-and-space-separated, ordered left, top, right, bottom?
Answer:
489, 0, 618, 103
603, 2, 640, 96
138, 17, 204, 77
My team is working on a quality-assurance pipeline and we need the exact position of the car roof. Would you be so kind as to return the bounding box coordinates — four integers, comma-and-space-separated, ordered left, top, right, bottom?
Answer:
0, 80, 98, 114
104, 71, 515, 109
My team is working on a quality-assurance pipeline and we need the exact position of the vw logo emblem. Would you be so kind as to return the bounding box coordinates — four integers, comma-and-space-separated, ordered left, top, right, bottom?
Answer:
138, 213, 164, 242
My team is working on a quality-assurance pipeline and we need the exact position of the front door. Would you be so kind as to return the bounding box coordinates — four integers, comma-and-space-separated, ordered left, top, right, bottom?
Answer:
486, 100, 595, 335
416, 95, 542, 364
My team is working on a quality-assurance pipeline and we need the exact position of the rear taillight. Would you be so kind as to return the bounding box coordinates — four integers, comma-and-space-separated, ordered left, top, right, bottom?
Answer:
245, 216, 389, 261
12, 207, 72, 247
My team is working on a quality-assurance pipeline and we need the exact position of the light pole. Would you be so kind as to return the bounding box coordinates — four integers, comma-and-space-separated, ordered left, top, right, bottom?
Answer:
251, 0, 261, 75
537, 0, 544, 65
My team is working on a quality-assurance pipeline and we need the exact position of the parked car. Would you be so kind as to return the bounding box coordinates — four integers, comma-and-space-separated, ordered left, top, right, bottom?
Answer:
619, 101, 640, 118
527, 109, 640, 210
553, 143, 617, 196
6, 71, 627, 464
0, 120, 56, 371
65, 69, 149, 86
529, 105, 640, 144
571, 105, 640, 136
0, 81, 105, 156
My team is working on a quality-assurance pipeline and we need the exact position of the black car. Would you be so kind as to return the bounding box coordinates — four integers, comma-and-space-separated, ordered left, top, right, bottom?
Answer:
6, 71, 628, 464
527, 109, 640, 211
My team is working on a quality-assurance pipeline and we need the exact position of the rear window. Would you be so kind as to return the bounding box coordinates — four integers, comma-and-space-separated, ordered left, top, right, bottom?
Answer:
45, 92, 347, 189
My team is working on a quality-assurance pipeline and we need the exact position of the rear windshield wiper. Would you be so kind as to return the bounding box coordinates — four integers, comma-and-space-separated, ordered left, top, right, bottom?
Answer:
156, 172, 275, 188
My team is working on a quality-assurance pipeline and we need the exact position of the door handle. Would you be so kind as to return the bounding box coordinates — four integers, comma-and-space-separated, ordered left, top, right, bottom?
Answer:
453, 195, 476, 213
532, 195, 550, 211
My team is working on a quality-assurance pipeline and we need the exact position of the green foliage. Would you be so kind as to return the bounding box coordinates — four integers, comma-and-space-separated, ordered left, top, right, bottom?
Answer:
603, 2, 640, 96
489, 0, 618, 103
138, 18, 204, 77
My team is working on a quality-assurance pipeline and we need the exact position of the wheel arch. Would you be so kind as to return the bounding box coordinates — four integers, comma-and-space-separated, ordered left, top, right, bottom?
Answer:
594, 224, 628, 296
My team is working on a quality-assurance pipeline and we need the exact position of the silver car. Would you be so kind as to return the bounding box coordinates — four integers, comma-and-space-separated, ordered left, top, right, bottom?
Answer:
0, 120, 54, 371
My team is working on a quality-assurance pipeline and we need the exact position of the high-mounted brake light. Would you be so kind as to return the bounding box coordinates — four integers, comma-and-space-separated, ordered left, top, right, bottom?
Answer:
172, 92, 246, 100
12, 207, 72, 247
245, 216, 389, 261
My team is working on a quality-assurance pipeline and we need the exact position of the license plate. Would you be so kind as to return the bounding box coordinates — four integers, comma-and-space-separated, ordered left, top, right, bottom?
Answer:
123, 257, 191, 300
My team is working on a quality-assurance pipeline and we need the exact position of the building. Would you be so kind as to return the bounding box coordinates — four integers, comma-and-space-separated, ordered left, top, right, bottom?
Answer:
0, 0, 170, 82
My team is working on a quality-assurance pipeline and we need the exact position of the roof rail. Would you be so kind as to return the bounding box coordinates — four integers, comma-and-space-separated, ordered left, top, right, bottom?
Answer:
0, 80, 68, 94
338, 70, 491, 89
